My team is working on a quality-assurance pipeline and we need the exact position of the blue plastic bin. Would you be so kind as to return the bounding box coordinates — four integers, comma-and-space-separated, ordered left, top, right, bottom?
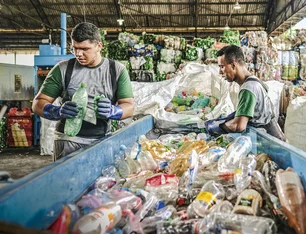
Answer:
0, 115, 305, 230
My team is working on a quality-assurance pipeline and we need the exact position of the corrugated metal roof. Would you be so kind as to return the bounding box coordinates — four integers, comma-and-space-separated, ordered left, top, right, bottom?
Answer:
0, 0, 294, 50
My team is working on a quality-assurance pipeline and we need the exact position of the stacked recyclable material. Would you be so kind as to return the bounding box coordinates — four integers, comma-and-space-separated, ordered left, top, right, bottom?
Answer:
7, 108, 32, 147
157, 48, 182, 81
156, 35, 185, 81
256, 45, 278, 81
220, 29, 240, 46
271, 35, 299, 81
48, 133, 306, 234
276, 50, 299, 81
0, 117, 7, 150
241, 46, 256, 75
299, 47, 306, 80
242, 31, 280, 81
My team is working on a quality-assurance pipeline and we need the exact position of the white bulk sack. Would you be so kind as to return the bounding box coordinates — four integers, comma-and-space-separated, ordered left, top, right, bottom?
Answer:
265, 80, 284, 121
284, 96, 306, 152
132, 63, 238, 126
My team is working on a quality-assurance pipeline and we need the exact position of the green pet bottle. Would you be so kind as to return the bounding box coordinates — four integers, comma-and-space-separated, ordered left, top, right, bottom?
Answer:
64, 83, 88, 137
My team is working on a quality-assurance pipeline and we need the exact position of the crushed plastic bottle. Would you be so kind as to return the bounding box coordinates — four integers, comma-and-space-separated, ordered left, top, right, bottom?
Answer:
195, 170, 235, 187
251, 170, 280, 210
114, 145, 130, 178
156, 219, 200, 234
218, 136, 252, 172
187, 180, 225, 218
141, 205, 177, 233
209, 200, 233, 214
275, 167, 306, 234
233, 189, 263, 216
137, 151, 158, 171
107, 189, 142, 212
234, 154, 257, 193
93, 177, 117, 192
198, 146, 226, 169
196, 213, 277, 234
135, 193, 159, 221
64, 83, 88, 137
158, 134, 185, 149
225, 186, 238, 201
125, 143, 142, 174
101, 165, 121, 181
72, 202, 122, 234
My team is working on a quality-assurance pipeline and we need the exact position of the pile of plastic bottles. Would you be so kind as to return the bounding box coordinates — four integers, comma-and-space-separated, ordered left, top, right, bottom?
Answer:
164, 90, 218, 118
48, 133, 306, 234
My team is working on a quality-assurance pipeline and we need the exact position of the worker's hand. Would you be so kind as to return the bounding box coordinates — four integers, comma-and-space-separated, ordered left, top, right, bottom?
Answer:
96, 97, 123, 120
60, 101, 79, 119
43, 101, 79, 121
204, 111, 236, 136
205, 119, 227, 136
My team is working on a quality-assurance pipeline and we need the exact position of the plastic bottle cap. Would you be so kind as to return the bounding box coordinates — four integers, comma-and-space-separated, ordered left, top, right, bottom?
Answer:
120, 145, 127, 151
81, 83, 86, 88
155, 200, 165, 210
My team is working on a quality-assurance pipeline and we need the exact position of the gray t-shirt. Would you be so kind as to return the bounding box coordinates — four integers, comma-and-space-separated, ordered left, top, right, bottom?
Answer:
237, 76, 273, 127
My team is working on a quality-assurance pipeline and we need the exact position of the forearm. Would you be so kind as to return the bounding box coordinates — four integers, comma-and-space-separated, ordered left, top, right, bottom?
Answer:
223, 117, 248, 133
32, 98, 51, 117
118, 102, 134, 119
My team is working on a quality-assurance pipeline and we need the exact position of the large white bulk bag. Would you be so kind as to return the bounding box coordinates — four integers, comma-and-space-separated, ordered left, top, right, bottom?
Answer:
284, 96, 306, 151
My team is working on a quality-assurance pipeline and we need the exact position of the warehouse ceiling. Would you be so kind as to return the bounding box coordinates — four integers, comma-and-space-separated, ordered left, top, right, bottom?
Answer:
0, 0, 305, 51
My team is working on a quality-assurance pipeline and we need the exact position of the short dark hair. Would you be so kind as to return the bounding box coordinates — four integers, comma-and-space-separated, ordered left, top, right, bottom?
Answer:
71, 22, 101, 43
217, 45, 245, 65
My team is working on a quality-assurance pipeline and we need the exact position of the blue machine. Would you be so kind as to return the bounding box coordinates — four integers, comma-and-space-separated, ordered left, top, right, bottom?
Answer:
0, 115, 306, 230
33, 12, 74, 145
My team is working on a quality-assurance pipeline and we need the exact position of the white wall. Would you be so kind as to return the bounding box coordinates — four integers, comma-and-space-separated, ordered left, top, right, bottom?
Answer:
0, 51, 39, 66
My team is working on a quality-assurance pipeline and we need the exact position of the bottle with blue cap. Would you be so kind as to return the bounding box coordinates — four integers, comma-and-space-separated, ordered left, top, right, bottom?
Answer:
114, 145, 130, 178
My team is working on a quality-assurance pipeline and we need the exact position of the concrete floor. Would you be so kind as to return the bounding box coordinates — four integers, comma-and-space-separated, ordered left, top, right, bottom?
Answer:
0, 146, 53, 180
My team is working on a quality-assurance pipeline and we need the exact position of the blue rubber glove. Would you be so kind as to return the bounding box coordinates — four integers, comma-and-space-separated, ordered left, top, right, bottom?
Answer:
96, 97, 123, 120
43, 101, 79, 120
205, 111, 236, 136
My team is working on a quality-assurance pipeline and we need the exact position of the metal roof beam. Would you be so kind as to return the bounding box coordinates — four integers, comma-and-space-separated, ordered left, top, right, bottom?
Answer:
3, 13, 263, 18
36, 1, 266, 6
29, 0, 51, 29
268, 0, 306, 35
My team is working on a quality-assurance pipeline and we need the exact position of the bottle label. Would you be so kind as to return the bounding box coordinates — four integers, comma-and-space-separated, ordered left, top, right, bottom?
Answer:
238, 197, 253, 207
195, 191, 216, 207
87, 210, 114, 233
84, 108, 96, 125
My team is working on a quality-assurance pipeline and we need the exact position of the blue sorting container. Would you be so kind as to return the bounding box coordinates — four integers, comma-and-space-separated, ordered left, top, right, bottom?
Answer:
0, 115, 305, 230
